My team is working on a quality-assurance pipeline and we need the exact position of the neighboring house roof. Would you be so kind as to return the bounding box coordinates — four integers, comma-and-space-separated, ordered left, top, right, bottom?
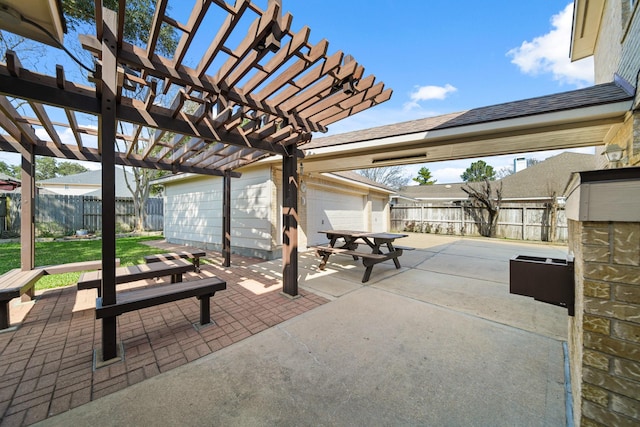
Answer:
0, 172, 20, 191
327, 171, 395, 193
306, 83, 632, 150
38, 169, 136, 198
499, 152, 596, 198
395, 152, 596, 202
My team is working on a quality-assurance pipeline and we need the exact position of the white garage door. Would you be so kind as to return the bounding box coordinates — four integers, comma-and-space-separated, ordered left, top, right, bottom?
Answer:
307, 188, 365, 245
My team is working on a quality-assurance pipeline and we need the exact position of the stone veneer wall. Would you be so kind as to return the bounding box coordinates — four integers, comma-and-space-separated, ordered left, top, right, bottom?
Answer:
568, 220, 640, 426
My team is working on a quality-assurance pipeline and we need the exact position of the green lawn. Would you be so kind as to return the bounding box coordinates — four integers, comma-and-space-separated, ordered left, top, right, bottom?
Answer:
0, 236, 168, 290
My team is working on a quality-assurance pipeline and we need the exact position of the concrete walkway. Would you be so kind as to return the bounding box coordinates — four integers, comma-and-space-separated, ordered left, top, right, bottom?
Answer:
38, 234, 570, 426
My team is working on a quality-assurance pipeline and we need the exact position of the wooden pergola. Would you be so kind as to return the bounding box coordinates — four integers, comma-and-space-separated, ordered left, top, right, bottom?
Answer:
0, 0, 390, 361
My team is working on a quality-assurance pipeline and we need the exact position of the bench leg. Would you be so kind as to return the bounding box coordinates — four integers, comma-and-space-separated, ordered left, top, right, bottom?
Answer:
198, 294, 212, 325
0, 301, 10, 330
22, 286, 35, 301
318, 252, 330, 270
171, 274, 183, 284
387, 244, 402, 269
194, 258, 200, 273
392, 257, 401, 269
362, 265, 374, 283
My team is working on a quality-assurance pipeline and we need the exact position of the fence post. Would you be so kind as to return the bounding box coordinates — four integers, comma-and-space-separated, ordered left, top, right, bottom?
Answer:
522, 207, 527, 240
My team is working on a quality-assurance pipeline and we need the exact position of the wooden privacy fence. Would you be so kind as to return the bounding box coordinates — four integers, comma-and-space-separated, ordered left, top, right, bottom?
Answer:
0, 194, 163, 235
391, 203, 567, 242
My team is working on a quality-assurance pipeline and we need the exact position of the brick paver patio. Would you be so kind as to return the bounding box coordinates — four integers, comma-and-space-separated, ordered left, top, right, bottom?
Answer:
0, 244, 327, 426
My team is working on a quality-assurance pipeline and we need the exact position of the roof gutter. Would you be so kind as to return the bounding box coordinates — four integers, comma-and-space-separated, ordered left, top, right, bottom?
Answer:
321, 173, 396, 194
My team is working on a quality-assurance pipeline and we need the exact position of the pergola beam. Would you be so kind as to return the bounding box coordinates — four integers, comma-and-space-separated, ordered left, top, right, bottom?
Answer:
0, 135, 241, 177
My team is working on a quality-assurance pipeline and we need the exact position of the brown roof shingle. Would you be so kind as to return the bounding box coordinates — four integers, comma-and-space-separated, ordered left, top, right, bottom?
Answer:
306, 82, 633, 150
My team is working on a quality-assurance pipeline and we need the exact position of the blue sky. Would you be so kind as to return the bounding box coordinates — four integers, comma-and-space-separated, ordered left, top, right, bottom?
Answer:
0, 1, 595, 183
291, 0, 595, 182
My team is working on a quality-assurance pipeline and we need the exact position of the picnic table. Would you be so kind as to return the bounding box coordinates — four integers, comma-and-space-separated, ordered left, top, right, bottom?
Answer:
311, 230, 411, 282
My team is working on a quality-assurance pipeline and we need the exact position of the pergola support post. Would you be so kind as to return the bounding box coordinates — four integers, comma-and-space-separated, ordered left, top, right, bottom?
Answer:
99, 8, 119, 362
20, 140, 35, 271
222, 170, 231, 267
282, 150, 298, 297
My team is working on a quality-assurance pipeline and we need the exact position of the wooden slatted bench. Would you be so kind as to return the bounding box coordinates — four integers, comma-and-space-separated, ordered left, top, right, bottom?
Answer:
95, 277, 226, 326
354, 242, 415, 252
36, 259, 121, 275
310, 245, 403, 283
144, 250, 206, 273
77, 259, 195, 297
0, 269, 44, 329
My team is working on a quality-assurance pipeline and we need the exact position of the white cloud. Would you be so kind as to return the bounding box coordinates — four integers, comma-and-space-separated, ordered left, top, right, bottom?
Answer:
507, 3, 594, 87
403, 84, 458, 110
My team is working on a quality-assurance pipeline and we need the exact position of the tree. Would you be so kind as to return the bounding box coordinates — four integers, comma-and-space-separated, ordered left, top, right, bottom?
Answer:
62, 0, 178, 56
34, 158, 88, 180
462, 179, 503, 238
35, 157, 58, 180
121, 165, 169, 232
355, 166, 410, 189
412, 166, 437, 185
57, 161, 89, 176
0, 161, 20, 178
527, 158, 541, 167
496, 166, 514, 179
461, 160, 496, 182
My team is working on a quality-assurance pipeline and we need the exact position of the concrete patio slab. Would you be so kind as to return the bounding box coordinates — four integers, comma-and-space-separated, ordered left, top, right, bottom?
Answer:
417, 252, 511, 283
375, 268, 567, 340
5, 233, 571, 426
439, 238, 568, 260
37, 287, 565, 427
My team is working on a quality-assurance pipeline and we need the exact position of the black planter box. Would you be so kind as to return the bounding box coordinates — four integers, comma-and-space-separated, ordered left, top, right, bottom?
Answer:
509, 255, 574, 316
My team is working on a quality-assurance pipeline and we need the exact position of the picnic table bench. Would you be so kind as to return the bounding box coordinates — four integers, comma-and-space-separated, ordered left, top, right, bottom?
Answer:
310, 230, 412, 283
96, 277, 227, 326
144, 250, 206, 273
77, 258, 195, 296
0, 269, 43, 329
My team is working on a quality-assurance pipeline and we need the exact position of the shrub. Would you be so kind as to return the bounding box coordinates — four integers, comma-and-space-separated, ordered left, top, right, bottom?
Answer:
36, 222, 65, 238
116, 222, 132, 233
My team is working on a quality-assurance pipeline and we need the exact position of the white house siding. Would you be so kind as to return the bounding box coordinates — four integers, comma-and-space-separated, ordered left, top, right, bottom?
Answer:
306, 184, 366, 246
370, 196, 387, 233
163, 166, 276, 258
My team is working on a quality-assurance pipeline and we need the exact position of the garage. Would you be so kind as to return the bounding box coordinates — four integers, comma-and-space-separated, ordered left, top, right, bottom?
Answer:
306, 186, 365, 245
